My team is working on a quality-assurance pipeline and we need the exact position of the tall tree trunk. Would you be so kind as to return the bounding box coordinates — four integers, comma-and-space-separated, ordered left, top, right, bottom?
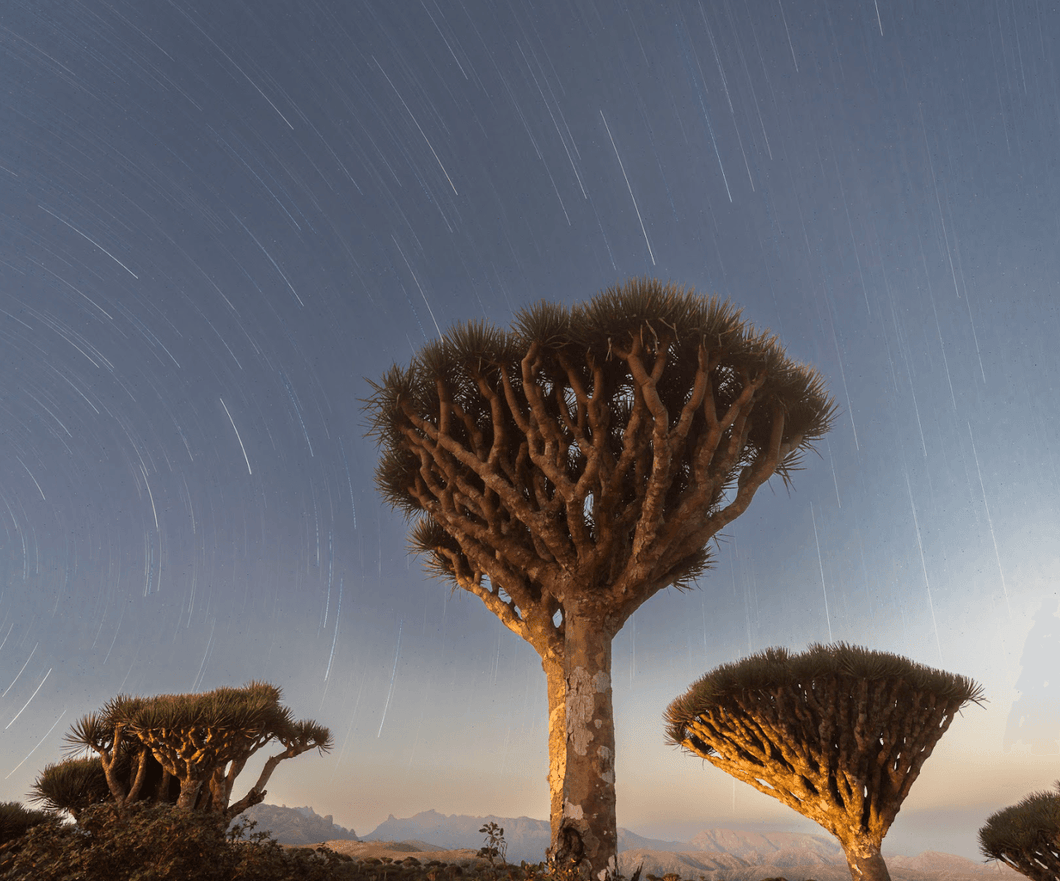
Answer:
543, 652, 567, 856
841, 836, 891, 881
554, 611, 618, 880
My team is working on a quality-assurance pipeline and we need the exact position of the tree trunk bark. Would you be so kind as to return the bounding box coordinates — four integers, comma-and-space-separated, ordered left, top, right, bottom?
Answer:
176, 778, 203, 811
156, 767, 172, 802
99, 751, 127, 807
553, 611, 618, 880
125, 749, 150, 805
842, 838, 891, 881
543, 652, 567, 856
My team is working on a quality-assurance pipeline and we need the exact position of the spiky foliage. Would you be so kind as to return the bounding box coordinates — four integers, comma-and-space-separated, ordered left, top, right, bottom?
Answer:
366, 279, 835, 877
32, 744, 181, 821
979, 781, 1060, 880
31, 756, 116, 819
366, 278, 835, 641
0, 801, 57, 872
56, 681, 332, 823
665, 643, 985, 881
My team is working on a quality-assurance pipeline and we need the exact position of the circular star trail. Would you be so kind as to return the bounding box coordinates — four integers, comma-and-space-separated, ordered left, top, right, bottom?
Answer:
2, 1, 1058, 860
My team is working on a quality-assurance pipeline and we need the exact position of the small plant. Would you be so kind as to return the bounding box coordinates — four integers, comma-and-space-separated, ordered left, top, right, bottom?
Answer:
478, 821, 508, 866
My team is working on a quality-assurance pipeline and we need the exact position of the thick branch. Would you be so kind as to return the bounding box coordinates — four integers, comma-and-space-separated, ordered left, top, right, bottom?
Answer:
518, 344, 578, 500
617, 335, 676, 559
224, 741, 317, 821
444, 550, 532, 643
414, 489, 548, 594
98, 726, 128, 806
125, 748, 151, 805
684, 406, 791, 549
402, 407, 576, 569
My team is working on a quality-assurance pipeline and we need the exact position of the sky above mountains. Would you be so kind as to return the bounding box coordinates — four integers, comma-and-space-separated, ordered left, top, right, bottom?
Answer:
1, 0, 1059, 863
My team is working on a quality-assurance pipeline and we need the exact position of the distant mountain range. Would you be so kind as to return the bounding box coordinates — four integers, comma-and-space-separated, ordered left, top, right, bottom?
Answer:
364, 809, 689, 864
242, 806, 1017, 880
238, 803, 360, 846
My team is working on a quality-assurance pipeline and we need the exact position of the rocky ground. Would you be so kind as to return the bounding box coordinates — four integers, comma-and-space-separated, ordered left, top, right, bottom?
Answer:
293, 839, 491, 868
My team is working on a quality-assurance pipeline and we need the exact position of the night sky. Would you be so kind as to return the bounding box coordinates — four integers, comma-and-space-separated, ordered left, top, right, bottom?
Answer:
2, 0, 1058, 862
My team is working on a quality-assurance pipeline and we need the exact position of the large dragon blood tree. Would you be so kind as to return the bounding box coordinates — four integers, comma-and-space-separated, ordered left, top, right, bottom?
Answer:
365, 279, 835, 878
665, 642, 985, 881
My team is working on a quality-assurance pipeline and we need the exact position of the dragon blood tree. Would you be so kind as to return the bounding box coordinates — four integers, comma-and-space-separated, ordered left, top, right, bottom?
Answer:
41, 681, 331, 825
365, 279, 835, 879
665, 642, 985, 881
979, 781, 1060, 880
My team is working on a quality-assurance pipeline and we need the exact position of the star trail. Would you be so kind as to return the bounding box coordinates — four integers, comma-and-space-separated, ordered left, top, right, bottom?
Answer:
2, 1, 1059, 861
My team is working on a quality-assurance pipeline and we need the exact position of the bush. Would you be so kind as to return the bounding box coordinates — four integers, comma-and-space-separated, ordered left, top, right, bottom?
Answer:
0, 802, 58, 874
0, 802, 56, 846
1, 801, 357, 881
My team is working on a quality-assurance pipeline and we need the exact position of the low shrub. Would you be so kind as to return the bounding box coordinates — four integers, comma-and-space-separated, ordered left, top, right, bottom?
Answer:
0, 802, 58, 874
2, 802, 668, 881
1, 801, 358, 881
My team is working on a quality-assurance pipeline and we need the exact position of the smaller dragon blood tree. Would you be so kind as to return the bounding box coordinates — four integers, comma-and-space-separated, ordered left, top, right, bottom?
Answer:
979, 781, 1060, 880
665, 642, 985, 881
35, 681, 331, 826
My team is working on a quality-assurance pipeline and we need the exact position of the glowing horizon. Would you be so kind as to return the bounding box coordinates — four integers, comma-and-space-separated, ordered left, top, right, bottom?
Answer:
2, 1, 1059, 865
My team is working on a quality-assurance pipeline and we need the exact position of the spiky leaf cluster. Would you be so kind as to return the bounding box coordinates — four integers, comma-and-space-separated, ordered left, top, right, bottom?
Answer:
65, 682, 329, 770
365, 279, 834, 642
31, 756, 113, 817
665, 642, 985, 737
664, 642, 984, 847
979, 781, 1060, 880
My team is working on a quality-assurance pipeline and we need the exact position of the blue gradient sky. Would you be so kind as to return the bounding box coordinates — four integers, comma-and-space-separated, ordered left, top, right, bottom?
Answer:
1, 1, 1058, 862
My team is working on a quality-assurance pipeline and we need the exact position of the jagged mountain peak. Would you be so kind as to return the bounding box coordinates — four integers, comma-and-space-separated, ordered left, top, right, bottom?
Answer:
236, 803, 359, 847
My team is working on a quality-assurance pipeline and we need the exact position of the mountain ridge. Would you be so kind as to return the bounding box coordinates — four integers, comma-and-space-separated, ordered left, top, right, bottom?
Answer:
242, 806, 1018, 879
238, 803, 360, 846
362, 809, 1016, 878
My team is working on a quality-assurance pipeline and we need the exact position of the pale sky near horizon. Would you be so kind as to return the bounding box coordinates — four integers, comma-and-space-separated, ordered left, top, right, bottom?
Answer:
2, 0, 1059, 864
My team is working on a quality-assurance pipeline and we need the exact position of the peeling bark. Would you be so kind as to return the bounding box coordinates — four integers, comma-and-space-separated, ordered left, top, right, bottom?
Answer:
544, 652, 566, 851
553, 611, 617, 881
841, 837, 892, 881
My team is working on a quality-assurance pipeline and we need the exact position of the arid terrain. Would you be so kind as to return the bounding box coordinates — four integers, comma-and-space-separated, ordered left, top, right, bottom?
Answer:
288, 839, 1017, 881
246, 807, 1018, 881
305, 839, 490, 868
